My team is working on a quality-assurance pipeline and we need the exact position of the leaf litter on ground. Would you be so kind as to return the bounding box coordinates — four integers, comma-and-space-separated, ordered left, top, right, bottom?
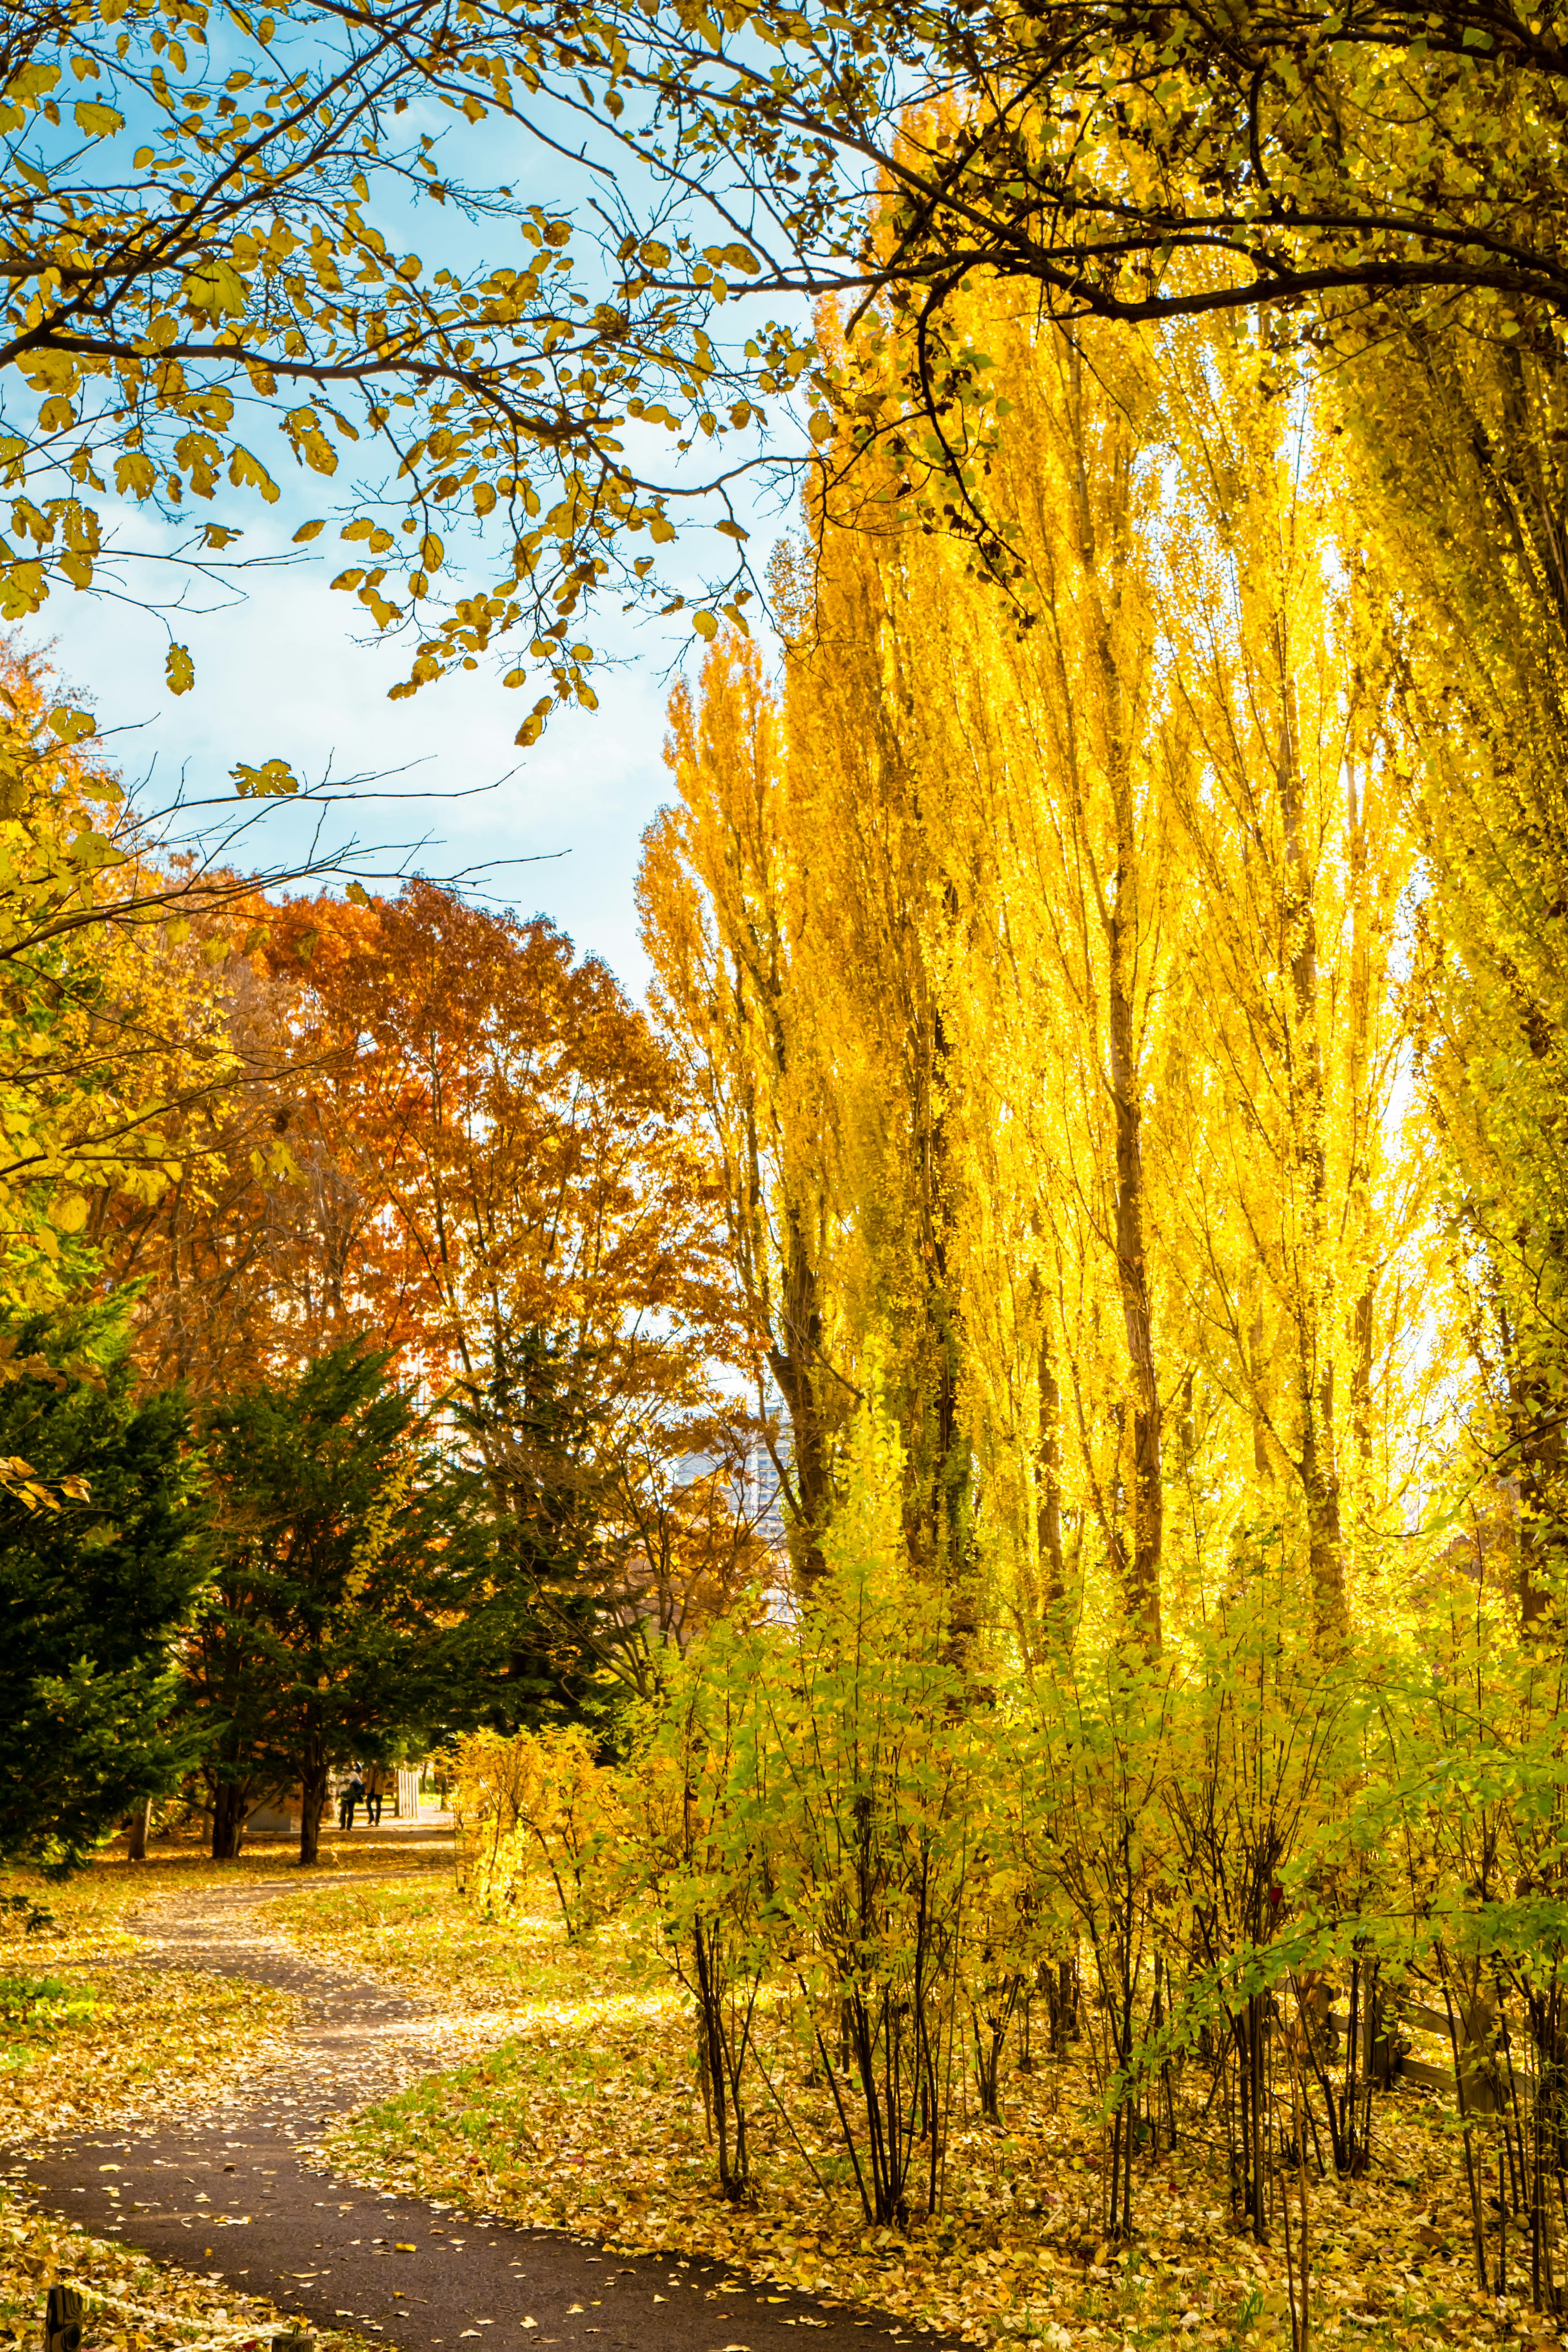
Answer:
0, 1829, 447, 2352
0, 2187, 381, 2352
266, 1869, 1553, 2352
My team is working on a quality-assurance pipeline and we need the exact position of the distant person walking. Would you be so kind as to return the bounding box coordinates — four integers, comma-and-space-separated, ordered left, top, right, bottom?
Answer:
365, 1764, 388, 1827
338, 1772, 365, 1832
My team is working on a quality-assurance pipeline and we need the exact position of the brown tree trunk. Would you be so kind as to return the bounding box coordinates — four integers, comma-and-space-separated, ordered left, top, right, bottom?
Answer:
1512, 1358, 1566, 1634
1064, 331, 1164, 1657
1107, 893, 1163, 1653
211, 1782, 247, 1861
126, 1800, 151, 1862
1281, 678, 1347, 1650
298, 1757, 330, 1866
1038, 1334, 1067, 1615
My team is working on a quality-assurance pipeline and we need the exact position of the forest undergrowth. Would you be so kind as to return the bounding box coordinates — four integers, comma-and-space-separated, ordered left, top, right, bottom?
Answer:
283, 1875, 1523, 2352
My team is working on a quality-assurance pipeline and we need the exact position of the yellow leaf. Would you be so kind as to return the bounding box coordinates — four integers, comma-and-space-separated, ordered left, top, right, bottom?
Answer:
165, 642, 195, 695
182, 261, 247, 317
47, 706, 95, 742
114, 452, 157, 500
346, 881, 371, 906
293, 518, 327, 542
230, 757, 300, 796
228, 445, 280, 502
50, 1194, 89, 1234
74, 100, 124, 136
692, 610, 718, 640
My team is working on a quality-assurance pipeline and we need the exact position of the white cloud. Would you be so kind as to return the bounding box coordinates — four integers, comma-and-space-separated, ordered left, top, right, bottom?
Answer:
23, 539, 685, 997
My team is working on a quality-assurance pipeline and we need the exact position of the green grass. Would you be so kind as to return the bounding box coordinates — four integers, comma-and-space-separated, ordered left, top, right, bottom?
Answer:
0, 1971, 98, 2050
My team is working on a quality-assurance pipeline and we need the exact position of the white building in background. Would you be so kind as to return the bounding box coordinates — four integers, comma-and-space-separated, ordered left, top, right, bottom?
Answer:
746, 1416, 798, 1623
748, 1432, 788, 1561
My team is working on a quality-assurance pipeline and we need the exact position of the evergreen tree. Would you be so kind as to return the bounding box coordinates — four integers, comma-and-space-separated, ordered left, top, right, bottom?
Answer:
190, 1344, 498, 1865
0, 1299, 205, 1873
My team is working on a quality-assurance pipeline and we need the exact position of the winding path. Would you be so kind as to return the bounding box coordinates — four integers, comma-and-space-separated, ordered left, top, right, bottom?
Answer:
7, 1870, 955, 2352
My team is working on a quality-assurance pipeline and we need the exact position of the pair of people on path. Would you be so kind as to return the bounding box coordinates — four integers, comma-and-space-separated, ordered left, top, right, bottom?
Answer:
339, 1764, 390, 1831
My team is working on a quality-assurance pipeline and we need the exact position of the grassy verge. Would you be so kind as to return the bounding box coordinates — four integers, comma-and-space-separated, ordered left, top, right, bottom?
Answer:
0, 1851, 318, 2150
262, 1871, 1515, 2352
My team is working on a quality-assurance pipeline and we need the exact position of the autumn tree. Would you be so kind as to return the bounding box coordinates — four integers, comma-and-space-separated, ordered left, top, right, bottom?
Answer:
641, 637, 842, 1587
645, 290, 1458, 1665
1, 0, 811, 719
105, 895, 428, 1393
1149, 337, 1425, 1649
118, 878, 760, 1702
0, 645, 243, 1283
1339, 327, 1568, 1623
575, 2, 1568, 328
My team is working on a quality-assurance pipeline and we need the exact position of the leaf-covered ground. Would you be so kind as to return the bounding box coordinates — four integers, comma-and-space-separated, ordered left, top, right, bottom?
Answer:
0, 1853, 297, 2150
0, 2189, 379, 2352
0, 1828, 447, 2352
272, 1873, 1544, 2352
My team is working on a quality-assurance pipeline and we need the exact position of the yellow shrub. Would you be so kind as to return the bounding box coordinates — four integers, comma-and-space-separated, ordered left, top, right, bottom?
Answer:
449, 1726, 618, 1936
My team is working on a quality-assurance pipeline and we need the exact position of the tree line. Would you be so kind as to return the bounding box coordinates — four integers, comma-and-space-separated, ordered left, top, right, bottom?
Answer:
0, 648, 765, 1871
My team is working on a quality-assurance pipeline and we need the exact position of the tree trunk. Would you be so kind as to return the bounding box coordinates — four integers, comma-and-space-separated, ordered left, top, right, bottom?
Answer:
211, 1781, 247, 1861
768, 1203, 832, 1587
1280, 675, 1348, 1650
1064, 327, 1163, 1657
1107, 892, 1163, 1653
126, 1800, 151, 1862
1037, 1333, 1067, 1615
298, 1757, 330, 1866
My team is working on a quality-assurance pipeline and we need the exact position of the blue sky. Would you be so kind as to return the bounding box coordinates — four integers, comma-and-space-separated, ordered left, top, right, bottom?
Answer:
29, 544, 688, 998
15, 47, 806, 1006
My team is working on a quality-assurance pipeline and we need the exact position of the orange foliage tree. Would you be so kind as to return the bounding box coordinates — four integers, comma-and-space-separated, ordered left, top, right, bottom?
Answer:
112, 879, 768, 1708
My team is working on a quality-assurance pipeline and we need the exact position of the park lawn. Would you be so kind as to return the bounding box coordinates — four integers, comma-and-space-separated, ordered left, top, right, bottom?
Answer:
266, 1873, 1511, 2352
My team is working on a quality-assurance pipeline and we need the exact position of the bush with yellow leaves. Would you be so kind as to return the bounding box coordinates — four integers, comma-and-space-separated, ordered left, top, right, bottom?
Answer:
449, 1726, 619, 1938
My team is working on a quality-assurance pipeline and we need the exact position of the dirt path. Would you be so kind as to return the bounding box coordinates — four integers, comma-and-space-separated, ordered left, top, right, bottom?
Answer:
7, 1869, 957, 2352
